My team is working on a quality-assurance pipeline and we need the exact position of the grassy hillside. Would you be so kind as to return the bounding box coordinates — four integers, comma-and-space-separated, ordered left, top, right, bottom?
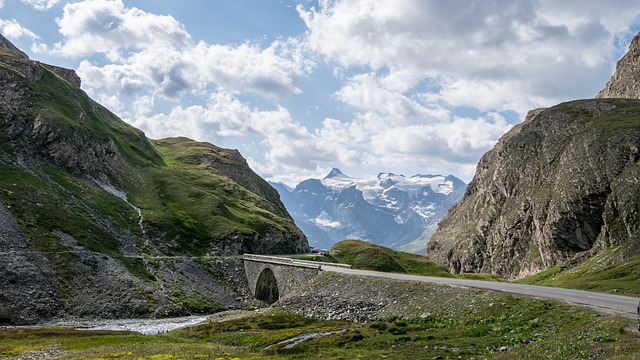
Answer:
127, 137, 298, 256
1, 45, 305, 258
516, 246, 640, 297
0, 43, 307, 321
328, 239, 455, 277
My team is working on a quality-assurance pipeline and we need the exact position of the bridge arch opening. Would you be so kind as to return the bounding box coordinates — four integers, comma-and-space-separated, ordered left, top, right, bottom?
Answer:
255, 267, 279, 304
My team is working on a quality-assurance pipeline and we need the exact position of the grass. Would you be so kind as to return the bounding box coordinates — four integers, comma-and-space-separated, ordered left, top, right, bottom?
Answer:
516, 247, 640, 296
551, 99, 640, 131
2, 299, 639, 359
328, 239, 455, 277
457, 273, 508, 282
127, 138, 294, 255
30, 69, 163, 170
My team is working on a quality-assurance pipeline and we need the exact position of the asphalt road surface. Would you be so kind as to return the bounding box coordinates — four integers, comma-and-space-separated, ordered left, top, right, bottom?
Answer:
320, 265, 640, 316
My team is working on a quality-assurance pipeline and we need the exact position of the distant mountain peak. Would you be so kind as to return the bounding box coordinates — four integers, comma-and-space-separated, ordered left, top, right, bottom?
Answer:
324, 168, 349, 179
377, 172, 399, 179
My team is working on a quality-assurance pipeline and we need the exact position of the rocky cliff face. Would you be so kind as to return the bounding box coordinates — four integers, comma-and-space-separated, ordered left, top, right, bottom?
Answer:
428, 99, 640, 279
597, 33, 640, 99
0, 37, 308, 323
428, 33, 640, 280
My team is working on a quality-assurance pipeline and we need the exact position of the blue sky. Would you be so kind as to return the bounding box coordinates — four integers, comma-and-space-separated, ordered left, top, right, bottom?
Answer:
2, 0, 640, 186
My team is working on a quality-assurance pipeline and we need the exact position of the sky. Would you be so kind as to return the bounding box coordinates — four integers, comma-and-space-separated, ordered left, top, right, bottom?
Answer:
2, 0, 640, 186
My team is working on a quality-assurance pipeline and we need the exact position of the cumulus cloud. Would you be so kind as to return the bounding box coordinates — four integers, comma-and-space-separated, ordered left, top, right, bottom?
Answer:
372, 114, 512, 163
54, 0, 192, 60
186, 39, 312, 97
0, 18, 38, 40
298, 0, 640, 112
21, 0, 60, 11
59, 0, 310, 101
325, 71, 511, 169
336, 73, 450, 123
130, 91, 335, 171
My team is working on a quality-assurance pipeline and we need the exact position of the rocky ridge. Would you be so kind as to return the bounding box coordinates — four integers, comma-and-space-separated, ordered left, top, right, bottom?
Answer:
428, 35, 640, 279
597, 33, 640, 99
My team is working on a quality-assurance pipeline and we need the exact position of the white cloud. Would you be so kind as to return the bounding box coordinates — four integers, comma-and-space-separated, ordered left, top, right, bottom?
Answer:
424, 79, 532, 114
78, 47, 193, 99
130, 91, 335, 171
21, 0, 59, 11
336, 73, 450, 123
0, 18, 38, 40
298, 0, 640, 113
64, 0, 311, 102
372, 114, 512, 162
324, 71, 510, 168
54, 0, 192, 60
186, 39, 312, 97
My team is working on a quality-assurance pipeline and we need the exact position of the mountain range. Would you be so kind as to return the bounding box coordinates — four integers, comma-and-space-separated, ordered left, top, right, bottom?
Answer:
271, 169, 466, 253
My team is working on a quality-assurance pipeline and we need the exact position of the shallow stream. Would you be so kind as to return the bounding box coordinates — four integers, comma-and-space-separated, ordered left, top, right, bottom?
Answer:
49, 315, 210, 335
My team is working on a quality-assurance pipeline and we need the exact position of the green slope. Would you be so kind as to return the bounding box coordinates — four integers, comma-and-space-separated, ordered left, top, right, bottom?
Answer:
516, 246, 640, 297
0, 46, 305, 258
0, 43, 307, 321
329, 239, 454, 277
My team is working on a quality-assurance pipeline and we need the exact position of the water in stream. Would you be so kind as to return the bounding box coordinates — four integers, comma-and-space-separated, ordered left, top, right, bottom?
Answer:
53, 315, 210, 335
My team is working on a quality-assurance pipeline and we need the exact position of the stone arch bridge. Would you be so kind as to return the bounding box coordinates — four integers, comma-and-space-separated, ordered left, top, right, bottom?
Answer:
243, 254, 351, 304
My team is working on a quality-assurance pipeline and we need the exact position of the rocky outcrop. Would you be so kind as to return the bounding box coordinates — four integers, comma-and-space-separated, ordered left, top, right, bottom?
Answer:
0, 201, 63, 324
597, 33, 640, 99
42, 64, 82, 88
0, 33, 28, 59
428, 99, 640, 279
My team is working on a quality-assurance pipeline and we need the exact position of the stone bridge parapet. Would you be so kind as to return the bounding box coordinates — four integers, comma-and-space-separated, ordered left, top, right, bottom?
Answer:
243, 254, 326, 304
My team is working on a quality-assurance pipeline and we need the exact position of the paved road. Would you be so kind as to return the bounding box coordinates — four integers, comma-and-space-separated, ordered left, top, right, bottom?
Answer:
320, 265, 640, 316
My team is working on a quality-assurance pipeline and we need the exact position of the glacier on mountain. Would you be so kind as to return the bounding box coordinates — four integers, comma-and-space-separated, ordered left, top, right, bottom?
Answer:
271, 168, 466, 253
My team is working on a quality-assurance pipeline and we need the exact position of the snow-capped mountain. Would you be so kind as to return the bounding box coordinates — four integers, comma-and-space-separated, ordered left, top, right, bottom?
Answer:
271, 168, 466, 253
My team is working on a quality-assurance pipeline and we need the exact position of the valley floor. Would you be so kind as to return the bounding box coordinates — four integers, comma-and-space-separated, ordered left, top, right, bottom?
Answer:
2, 272, 640, 359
